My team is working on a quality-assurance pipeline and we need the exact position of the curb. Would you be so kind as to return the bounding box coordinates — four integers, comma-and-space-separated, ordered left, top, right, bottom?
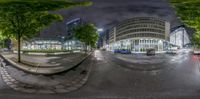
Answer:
0, 52, 92, 75
0, 55, 94, 94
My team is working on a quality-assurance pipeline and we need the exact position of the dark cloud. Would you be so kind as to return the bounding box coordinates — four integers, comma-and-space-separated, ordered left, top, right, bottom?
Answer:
41, 0, 182, 37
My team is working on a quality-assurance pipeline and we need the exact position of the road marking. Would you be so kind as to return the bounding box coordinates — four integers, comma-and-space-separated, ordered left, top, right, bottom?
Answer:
35, 63, 40, 73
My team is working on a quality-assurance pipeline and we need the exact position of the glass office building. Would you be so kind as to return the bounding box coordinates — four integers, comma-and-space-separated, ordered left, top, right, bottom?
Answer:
22, 18, 86, 51
108, 17, 170, 53
22, 38, 62, 50
22, 38, 84, 51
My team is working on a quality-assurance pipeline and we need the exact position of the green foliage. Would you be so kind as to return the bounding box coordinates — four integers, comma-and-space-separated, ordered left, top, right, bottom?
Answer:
170, 0, 200, 46
0, 0, 92, 62
192, 31, 200, 46
22, 49, 69, 53
74, 23, 99, 49
0, 0, 92, 40
0, 0, 92, 13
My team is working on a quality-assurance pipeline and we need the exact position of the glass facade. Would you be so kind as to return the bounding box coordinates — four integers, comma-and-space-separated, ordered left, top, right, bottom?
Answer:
108, 17, 170, 53
109, 38, 164, 53
23, 39, 62, 50
63, 40, 84, 51
22, 38, 85, 51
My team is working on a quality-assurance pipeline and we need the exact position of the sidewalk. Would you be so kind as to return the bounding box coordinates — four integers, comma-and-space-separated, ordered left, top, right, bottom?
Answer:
1, 52, 91, 74
0, 53, 94, 94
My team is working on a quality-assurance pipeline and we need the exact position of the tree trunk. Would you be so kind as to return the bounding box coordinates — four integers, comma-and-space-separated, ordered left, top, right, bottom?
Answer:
17, 33, 21, 63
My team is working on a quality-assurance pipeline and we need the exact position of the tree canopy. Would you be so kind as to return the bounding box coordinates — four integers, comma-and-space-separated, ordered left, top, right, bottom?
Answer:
0, 0, 92, 12
170, 0, 200, 46
0, 0, 92, 39
0, 0, 92, 62
74, 23, 99, 50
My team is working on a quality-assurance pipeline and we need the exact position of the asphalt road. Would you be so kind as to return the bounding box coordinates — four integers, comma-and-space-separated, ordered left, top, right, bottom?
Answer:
1, 50, 200, 99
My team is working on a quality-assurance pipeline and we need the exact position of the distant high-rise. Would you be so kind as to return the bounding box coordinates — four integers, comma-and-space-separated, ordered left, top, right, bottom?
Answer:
98, 29, 109, 48
66, 18, 85, 39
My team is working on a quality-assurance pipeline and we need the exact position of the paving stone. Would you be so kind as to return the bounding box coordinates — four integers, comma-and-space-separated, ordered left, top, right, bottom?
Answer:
4, 79, 10, 82
45, 87, 55, 90
9, 84, 18, 88
9, 78, 16, 82
55, 85, 65, 89
13, 87, 26, 91
81, 78, 87, 82
73, 78, 81, 82
71, 81, 77, 84
4, 75, 10, 77
1, 71, 5, 74
4, 76, 10, 79
18, 83, 27, 87
7, 76, 13, 79
37, 89, 55, 94
67, 86, 78, 91
79, 81, 86, 85
22, 88, 37, 93
6, 81, 13, 85
13, 81, 20, 84
77, 75, 85, 79
2, 74, 6, 77
73, 83, 83, 88
0, 55, 92, 94
64, 83, 72, 86
2, 77, 7, 80
55, 89, 70, 93
23, 85, 35, 89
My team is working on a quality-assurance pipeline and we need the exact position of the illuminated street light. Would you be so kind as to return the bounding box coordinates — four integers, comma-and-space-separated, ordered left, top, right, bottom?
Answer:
97, 28, 103, 32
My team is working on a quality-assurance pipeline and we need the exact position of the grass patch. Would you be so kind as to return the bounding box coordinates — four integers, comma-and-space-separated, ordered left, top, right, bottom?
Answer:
22, 50, 71, 53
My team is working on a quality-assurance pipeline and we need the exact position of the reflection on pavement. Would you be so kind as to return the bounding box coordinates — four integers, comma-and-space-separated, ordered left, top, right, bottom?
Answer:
94, 50, 103, 61
192, 55, 200, 73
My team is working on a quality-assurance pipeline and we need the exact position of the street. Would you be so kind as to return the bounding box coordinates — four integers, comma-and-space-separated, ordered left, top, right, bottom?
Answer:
1, 50, 200, 99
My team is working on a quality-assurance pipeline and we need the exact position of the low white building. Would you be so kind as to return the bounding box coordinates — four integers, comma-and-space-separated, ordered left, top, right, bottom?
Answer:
170, 25, 191, 48
22, 38, 85, 51
22, 38, 62, 50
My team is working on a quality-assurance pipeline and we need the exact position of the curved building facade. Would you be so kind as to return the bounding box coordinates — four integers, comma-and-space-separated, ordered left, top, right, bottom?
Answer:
108, 17, 170, 53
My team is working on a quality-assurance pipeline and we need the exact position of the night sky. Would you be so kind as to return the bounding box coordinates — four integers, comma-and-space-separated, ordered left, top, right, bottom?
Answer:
41, 0, 182, 37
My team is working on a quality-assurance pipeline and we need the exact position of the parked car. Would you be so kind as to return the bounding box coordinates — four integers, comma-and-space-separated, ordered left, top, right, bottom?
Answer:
166, 49, 178, 54
101, 48, 106, 51
113, 49, 121, 53
146, 49, 155, 56
2, 48, 9, 52
120, 49, 131, 54
193, 49, 200, 55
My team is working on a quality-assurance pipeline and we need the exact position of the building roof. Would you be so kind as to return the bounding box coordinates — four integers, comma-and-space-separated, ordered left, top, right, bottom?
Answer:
66, 18, 81, 25
170, 25, 185, 33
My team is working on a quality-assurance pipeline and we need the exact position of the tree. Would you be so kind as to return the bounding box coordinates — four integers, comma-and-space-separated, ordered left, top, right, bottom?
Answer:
170, 0, 200, 47
0, 0, 92, 62
73, 23, 99, 52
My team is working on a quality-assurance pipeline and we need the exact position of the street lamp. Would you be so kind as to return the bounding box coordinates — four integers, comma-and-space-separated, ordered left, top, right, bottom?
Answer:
97, 28, 104, 32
